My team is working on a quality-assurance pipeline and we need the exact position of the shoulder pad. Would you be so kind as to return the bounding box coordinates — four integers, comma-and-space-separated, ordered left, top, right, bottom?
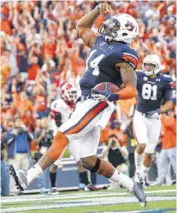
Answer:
160, 74, 175, 89
50, 99, 66, 111
96, 35, 105, 46
122, 47, 138, 69
161, 74, 173, 82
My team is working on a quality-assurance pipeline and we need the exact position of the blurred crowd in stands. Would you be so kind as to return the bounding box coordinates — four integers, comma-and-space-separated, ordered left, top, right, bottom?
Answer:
1, 0, 176, 196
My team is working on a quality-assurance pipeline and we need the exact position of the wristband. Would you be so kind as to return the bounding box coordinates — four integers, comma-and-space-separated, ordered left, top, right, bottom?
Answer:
96, 5, 100, 13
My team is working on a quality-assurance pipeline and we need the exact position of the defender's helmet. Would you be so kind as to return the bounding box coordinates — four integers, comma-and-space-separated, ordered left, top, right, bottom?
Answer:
61, 83, 77, 102
143, 54, 161, 76
98, 13, 139, 44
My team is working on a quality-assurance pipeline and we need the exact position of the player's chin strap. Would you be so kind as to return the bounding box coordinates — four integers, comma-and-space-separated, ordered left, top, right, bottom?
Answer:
105, 36, 113, 44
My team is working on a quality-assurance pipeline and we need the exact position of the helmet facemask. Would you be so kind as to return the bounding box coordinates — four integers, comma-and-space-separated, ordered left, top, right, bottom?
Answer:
67, 88, 77, 102
98, 18, 120, 39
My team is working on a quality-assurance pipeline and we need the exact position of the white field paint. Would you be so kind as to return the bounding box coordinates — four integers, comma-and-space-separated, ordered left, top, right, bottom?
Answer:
1, 196, 176, 212
1, 194, 176, 212
1, 189, 176, 203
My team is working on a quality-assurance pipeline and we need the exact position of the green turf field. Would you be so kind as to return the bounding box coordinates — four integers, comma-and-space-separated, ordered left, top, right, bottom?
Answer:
1, 185, 176, 213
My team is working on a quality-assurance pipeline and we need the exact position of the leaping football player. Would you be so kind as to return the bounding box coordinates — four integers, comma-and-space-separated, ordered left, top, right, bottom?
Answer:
133, 54, 173, 185
10, 3, 146, 206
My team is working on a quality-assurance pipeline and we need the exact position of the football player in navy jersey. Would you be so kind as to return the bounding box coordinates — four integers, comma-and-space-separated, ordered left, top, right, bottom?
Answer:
10, 3, 146, 205
133, 54, 173, 186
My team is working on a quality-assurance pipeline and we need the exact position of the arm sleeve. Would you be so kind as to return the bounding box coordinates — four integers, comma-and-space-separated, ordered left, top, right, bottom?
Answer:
121, 48, 139, 69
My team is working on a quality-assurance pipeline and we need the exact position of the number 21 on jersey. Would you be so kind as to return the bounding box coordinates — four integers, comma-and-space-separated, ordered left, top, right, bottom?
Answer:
142, 83, 157, 100
85, 50, 104, 76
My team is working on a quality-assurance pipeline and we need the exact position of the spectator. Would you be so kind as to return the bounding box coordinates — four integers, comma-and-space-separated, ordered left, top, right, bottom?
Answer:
101, 126, 129, 190
4, 117, 32, 194
33, 117, 53, 193
1, 128, 9, 196
152, 110, 176, 186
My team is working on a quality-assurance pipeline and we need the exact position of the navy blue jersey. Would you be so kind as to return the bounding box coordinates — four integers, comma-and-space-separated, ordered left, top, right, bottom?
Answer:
136, 71, 173, 113
80, 35, 138, 96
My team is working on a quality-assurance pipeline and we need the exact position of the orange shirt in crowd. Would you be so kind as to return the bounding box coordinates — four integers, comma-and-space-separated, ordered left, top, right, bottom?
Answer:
117, 98, 136, 119
100, 125, 109, 143
71, 51, 79, 77
12, 93, 34, 116
1, 65, 11, 86
21, 114, 35, 131
71, 50, 85, 77
109, 129, 128, 147
1, 19, 12, 35
1, 4, 9, 18
27, 64, 40, 81
35, 95, 47, 112
41, 41, 56, 59
94, 15, 104, 28
161, 114, 176, 149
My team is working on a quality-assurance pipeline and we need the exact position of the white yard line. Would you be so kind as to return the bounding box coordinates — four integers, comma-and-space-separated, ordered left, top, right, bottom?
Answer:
1, 196, 176, 213
1, 189, 176, 203
97, 210, 175, 213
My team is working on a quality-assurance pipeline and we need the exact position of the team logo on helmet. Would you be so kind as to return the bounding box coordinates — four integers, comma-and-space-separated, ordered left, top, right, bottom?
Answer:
125, 21, 135, 31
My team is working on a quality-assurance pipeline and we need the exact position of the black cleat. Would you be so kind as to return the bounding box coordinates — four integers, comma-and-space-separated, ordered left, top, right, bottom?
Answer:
9, 164, 28, 191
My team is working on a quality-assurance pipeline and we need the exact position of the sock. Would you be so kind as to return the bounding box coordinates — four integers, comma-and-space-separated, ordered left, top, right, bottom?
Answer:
135, 151, 144, 173
142, 164, 150, 179
50, 172, 57, 188
79, 171, 90, 185
110, 170, 134, 191
27, 164, 43, 185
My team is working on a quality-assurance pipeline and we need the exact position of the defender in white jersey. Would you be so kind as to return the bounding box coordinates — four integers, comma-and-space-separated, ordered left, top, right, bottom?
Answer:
49, 82, 97, 192
133, 54, 173, 185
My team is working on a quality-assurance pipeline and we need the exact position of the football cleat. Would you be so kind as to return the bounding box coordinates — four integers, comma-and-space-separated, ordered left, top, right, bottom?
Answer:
48, 187, 60, 195
132, 181, 147, 207
9, 164, 28, 191
86, 184, 99, 191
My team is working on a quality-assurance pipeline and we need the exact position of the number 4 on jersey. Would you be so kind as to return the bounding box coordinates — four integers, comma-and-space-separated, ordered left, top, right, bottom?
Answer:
86, 50, 104, 76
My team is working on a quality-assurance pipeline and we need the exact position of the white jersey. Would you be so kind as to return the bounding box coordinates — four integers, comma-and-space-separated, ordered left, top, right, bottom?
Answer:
50, 99, 73, 133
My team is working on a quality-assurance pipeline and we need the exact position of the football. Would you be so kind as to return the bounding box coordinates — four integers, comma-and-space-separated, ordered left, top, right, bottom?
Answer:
93, 82, 120, 93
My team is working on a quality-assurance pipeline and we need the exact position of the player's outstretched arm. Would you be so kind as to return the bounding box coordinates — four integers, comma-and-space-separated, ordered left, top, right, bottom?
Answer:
76, 3, 112, 48
115, 62, 137, 100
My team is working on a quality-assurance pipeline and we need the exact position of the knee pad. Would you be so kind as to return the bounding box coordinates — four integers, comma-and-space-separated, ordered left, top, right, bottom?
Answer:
90, 158, 101, 173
